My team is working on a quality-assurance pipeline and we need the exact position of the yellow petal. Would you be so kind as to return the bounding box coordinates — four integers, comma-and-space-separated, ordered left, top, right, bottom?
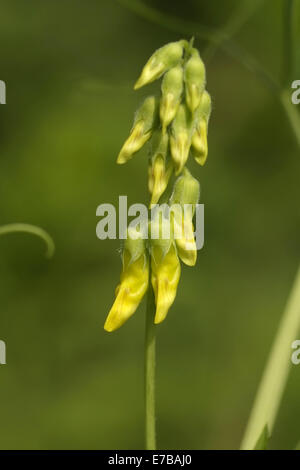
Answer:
104, 255, 149, 332
170, 132, 190, 175
117, 122, 151, 164
151, 244, 181, 324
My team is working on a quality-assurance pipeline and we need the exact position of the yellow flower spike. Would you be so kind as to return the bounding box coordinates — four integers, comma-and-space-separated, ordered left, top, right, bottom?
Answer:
150, 219, 181, 324
170, 169, 200, 266
117, 96, 158, 164
160, 65, 184, 133
148, 132, 173, 206
134, 41, 186, 90
104, 231, 149, 332
170, 104, 193, 175
191, 91, 211, 166
184, 49, 206, 114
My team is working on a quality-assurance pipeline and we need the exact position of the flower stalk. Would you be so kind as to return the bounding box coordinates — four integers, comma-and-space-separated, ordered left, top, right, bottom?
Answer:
144, 283, 157, 450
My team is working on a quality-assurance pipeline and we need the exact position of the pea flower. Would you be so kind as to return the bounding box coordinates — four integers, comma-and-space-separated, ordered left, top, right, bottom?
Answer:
148, 131, 172, 206
104, 230, 149, 332
160, 65, 184, 133
170, 168, 200, 267
170, 104, 193, 174
184, 48, 206, 114
134, 40, 186, 90
105, 39, 211, 332
150, 217, 181, 324
117, 96, 158, 164
191, 91, 212, 166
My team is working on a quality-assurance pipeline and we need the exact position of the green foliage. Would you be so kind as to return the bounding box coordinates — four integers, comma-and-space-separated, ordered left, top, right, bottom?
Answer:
254, 425, 269, 450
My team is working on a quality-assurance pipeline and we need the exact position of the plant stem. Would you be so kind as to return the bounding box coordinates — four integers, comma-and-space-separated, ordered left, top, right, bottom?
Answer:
241, 266, 300, 449
241, 0, 300, 450
144, 283, 157, 450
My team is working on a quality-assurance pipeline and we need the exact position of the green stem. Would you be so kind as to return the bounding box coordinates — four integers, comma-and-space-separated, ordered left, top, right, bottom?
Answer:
0, 223, 55, 258
241, 1, 300, 449
144, 284, 156, 450
241, 267, 300, 449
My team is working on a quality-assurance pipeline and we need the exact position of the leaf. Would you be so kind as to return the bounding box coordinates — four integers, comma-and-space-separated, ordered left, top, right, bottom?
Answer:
254, 425, 269, 450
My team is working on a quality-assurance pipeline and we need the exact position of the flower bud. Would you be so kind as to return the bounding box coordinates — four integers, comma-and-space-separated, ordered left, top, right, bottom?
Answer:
104, 229, 149, 332
170, 169, 200, 266
134, 41, 185, 90
117, 96, 158, 164
170, 104, 193, 174
148, 132, 172, 206
150, 217, 181, 324
160, 65, 184, 133
191, 91, 211, 166
199, 90, 212, 121
184, 49, 206, 114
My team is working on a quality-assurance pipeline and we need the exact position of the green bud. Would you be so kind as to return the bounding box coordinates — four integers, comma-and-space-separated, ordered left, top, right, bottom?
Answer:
192, 119, 208, 166
184, 49, 206, 114
148, 132, 172, 205
170, 168, 200, 209
191, 91, 211, 166
198, 90, 211, 121
170, 104, 193, 174
160, 65, 184, 133
117, 96, 158, 164
134, 41, 185, 90
169, 169, 200, 266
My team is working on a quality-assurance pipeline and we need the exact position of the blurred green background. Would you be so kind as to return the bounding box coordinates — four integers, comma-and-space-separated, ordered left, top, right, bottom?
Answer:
0, 0, 300, 450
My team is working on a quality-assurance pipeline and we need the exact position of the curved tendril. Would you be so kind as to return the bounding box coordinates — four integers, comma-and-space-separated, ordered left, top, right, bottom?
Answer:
0, 224, 55, 258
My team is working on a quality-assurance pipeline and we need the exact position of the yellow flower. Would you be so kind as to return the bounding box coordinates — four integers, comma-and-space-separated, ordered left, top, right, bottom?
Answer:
170, 104, 193, 174
192, 118, 208, 166
173, 214, 197, 267
148, 132, 172, 206
104, 232, 149, 332
191, 91, 211, 166
160, 65, 183, 133
134, 41, 185, 90
170, 169, 200, 266
117, 96, 158, 164
150, 219, 181, 324
184, 49, 206, 114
